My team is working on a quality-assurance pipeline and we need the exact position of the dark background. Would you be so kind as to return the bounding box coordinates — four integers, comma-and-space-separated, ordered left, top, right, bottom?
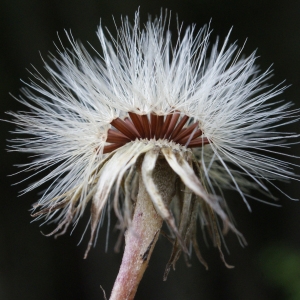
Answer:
1, 1, 300, 299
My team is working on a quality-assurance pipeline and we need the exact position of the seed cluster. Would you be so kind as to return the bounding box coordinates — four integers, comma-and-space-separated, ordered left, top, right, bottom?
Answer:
103, 112, 209, 153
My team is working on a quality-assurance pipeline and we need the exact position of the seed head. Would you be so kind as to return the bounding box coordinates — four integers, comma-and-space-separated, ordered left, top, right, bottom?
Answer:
9, 11, 298, 272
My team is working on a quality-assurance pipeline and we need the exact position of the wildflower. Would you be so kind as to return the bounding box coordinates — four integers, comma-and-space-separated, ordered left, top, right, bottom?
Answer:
9, 10, 298, 299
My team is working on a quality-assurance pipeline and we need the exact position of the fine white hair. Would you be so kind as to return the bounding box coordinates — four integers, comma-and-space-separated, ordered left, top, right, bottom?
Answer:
8, 11, 299, 259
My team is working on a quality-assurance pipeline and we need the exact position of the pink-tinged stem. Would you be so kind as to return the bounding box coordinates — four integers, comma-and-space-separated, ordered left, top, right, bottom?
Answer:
109, 158, 177, 300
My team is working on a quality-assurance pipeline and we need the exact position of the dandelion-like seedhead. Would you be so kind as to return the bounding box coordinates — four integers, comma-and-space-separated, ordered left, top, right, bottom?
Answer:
9, 11, 298, 274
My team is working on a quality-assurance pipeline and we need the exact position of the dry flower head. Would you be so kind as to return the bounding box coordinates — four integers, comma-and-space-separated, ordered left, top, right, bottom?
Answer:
8, 11, 299, 277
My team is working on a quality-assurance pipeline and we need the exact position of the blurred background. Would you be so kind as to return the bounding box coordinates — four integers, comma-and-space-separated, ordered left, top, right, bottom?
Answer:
1, 0, 300, 299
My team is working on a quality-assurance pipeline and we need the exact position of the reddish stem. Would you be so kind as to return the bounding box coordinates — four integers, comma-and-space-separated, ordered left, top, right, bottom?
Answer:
109, 158, 177, 300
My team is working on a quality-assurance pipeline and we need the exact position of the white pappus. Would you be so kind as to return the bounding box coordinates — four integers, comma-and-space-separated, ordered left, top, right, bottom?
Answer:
8, 10, 299, 273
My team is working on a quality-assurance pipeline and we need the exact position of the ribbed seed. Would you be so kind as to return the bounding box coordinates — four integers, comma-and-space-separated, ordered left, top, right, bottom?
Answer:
103, 112, 208, 153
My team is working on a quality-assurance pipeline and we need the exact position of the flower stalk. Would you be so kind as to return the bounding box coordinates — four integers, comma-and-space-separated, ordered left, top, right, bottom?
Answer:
110, 156, 177, 300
